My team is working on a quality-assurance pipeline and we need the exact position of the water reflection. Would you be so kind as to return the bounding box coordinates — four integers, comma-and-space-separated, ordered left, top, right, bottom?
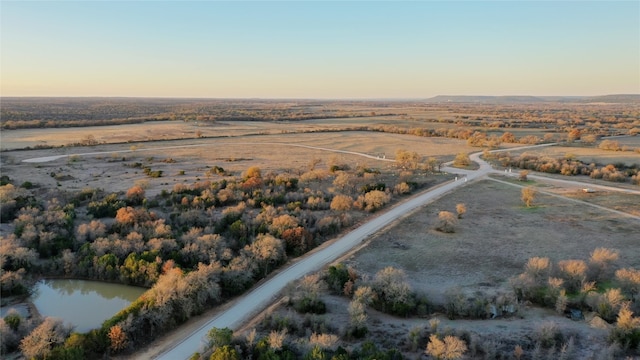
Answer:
32, 279, 146, 333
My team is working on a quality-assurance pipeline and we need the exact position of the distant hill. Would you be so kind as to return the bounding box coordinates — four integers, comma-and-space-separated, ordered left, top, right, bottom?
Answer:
580, 94, 640, 103
424, 95, 545, 103
424, 94, 640, 104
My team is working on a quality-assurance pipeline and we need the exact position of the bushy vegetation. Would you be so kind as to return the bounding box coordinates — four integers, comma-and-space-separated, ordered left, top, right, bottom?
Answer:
0, 160, 428, 358
511, 248, 640, 354
486, 151, 639, 184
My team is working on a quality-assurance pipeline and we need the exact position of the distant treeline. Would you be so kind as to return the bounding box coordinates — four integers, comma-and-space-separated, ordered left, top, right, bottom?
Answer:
0, 98, 401, 129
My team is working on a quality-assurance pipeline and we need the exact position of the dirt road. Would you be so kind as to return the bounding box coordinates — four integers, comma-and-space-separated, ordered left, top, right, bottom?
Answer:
151, 155, 494, 359
123, 143, 636, 359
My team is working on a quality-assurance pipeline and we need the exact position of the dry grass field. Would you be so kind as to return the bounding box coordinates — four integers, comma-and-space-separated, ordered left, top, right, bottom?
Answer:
2, 110, 638, 358
247, 178, 640, 357
1, 125, 476, 198
350, 179, 640, 303
491, 174, 640, 216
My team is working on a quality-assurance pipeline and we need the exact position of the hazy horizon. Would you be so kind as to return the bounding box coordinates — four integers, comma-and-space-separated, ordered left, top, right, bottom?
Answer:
2, 1, 638, 98
1, 94, 638, 101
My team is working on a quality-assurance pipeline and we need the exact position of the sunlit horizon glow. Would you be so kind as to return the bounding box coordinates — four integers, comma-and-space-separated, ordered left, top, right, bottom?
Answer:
1, 1, 638, 99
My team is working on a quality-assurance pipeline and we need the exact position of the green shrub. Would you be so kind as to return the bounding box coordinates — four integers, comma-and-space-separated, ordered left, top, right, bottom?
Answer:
293, 297, 326, 314
325, 264, 351, 295
20, 181, 33, 189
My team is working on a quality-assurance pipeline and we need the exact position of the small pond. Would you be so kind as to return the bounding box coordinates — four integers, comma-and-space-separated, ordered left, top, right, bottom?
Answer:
31, 279, 146, 333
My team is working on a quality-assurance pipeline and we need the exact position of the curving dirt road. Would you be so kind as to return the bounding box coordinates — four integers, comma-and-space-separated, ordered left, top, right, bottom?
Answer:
116, 141, 636, 359
25, 142, 636, 358
150, 148, 504, 359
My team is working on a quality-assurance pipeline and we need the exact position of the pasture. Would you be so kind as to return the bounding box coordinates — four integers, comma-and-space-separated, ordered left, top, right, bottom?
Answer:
0, 125, 476, 198
248, 178, 640, 358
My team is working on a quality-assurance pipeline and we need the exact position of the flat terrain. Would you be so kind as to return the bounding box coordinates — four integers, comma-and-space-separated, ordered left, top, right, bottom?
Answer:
1, 129, 476, 198
2, 102, 639, 358
242, 177, 640, 358
350, 180, 640, 303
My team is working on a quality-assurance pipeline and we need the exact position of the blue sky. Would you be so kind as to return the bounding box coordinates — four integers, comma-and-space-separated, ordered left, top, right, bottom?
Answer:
1, 1, 638, 98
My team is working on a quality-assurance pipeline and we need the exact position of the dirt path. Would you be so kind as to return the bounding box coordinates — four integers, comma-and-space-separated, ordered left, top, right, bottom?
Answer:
488, 177, 640, 221
122, 144, 637, 359
22, 142, 396, 164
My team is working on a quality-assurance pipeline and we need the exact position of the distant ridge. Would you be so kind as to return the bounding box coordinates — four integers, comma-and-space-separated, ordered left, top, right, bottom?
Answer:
425, 95, 545, 103
424, 94, 640, 104
580, 94, 640, 103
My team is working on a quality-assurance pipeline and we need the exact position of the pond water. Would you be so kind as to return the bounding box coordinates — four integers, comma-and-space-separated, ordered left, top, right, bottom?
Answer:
31, 279, 146, 333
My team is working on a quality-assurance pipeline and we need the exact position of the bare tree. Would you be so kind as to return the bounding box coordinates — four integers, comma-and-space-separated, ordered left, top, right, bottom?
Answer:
332, 172, 355, 193
20, 318, 72, 359
615, 268, 640, 300
372, 267, 412, 307
75, 219, 107, 246
558, 259, 587, 293
363, 190, 390, 212
425, 334, 467, 360
352, 286, 375, 306
268, 329, 287, 350
126, 185, 146, 205
245, 234, 285, 276
395, 149, 420, 170
348, 300, 368, 329
243, 166, 262, 179
521, 187, 536, 207
589, 247, 619, 281
453, 153, 471, 167
269, 214, 298, 237
308, 332, 339, 350
330, 194, 353, 212
436, 211, 457, 233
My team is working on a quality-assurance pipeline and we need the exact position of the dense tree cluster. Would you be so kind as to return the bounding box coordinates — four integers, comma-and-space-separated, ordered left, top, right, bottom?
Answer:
0, 160, 423, 358
486, 151, 639, 184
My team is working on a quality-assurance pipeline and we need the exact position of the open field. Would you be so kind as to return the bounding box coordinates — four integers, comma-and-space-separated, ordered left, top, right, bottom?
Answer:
491, 173, 640, 216
2, 99, 639, 359
350, 179, 640, 303
240, 178, 640, 358
1, 130, 476, 199
344, 179, 638, 356
0, 117, 482, 151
